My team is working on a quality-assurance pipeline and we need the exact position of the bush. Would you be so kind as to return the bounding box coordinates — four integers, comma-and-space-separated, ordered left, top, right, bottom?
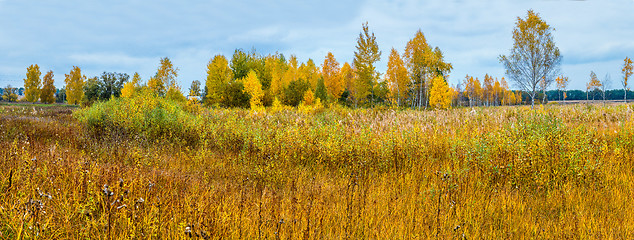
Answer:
74, 89, 202, 144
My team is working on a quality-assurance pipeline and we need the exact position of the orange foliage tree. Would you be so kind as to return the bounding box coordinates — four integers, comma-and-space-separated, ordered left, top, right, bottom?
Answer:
322, 52, 344, 102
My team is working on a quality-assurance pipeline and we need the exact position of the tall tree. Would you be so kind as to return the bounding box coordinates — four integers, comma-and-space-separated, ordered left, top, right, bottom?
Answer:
242, 70, 263, 109
2, 85, 18, 102
65, 66, 86, 105
340, 62, 355, 102
482, 74, 494, 106
555, 75, 569, 103
322, 52, 344, 102
149, 57, 178, 96
230, 49, 265, 82
463, 75, 475, 107
206, 55, 234, 106
83, 77, 101, 103
265, 54, 286, 98
622, 56, 633, 102
282, 55, 300, 87
314, 77, 328, 103
100, 72, 129, 100
300, 59, 320, 90
601, 73, 611, 103
352, 22, 381, 107
586, 71, 601, 101
499, 10, 562, 107
404, 30, 431, 109
493, 79, 502, 106
55, 87, 66, 103
40, 71, 56, 104
189, 80, 202, 98
463, 75, 483, 107
24, 64, 42, 103
121, 72, 141, 98
386, 48, 409, 107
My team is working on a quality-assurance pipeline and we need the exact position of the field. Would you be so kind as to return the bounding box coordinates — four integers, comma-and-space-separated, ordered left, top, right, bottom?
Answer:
2, 100, 634, 239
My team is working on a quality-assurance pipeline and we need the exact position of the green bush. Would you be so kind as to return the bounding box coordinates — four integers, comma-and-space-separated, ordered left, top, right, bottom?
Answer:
74, 89, 202, 144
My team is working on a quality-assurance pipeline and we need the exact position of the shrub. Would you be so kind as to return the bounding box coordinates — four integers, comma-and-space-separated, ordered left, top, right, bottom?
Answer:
74, 89, 202, 144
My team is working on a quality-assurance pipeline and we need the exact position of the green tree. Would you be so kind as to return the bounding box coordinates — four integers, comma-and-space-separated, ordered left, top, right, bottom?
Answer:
24, 64, 42, 103
499, 10, 562, 107
40, 70, 56, 103
231, 49, 265, 82
83, 76, 101, 103
189, 80, 202, 98
56, 87, 66, 103
352, 22, 381, 107
283, 79, 310, 107
315, 77, 327, 103
100, 72, 129, 100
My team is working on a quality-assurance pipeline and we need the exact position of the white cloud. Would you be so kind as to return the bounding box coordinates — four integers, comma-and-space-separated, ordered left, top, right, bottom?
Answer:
68, 53, 152, 67
0, 0, 632, 91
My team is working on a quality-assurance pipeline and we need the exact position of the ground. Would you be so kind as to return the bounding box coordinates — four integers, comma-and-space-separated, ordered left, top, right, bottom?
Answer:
1, 102, 634, 239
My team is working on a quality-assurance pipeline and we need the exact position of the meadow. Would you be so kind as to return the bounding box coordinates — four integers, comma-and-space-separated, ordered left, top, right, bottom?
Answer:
2, 97, 634, 239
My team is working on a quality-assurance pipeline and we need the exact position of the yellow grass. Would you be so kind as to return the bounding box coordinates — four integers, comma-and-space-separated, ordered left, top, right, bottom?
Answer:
1, 102, 634, 239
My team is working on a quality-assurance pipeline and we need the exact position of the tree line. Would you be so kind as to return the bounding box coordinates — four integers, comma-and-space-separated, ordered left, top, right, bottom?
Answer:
3, 12, 633, 108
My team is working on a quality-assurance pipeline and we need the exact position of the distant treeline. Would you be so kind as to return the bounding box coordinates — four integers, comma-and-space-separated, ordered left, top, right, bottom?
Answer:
544, 89, 634, 101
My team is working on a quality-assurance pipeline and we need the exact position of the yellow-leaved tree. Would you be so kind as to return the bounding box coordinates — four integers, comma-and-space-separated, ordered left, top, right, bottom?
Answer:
340, 62, 355, 100
303, 89, 315, 105
282, 55, 299, 88
622, 56, 633, 102
24, 64, 42, 103
386, 48, 409, 107
65, 66, 85, 105
265, 55, 286, 99
40, 70, 56, 103
206, 55, 233, 105
300, 59, 320, 90
322, 52, 344, 102
166, 85, 187, 102
242, 70, 263, 109
352, 22, 381, 107
463, 75, 483, 107
121, 72, 141, 98
482, 74, 494, 106
499, 10, 561, 108
429, 75, 452, 109
149, 57, 178, 96
555, 75, 569, 104
587, 71, 601, 101
404, 30, 431, 109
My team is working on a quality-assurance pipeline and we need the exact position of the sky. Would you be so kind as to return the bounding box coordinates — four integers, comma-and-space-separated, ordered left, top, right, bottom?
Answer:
1, 0, 633, 92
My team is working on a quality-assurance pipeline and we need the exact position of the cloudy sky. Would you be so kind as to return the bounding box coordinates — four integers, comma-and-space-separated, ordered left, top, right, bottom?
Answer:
1, 0, 633, 91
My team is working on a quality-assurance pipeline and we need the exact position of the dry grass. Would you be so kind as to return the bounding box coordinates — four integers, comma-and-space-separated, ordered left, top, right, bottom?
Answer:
2, 103, 634, 239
